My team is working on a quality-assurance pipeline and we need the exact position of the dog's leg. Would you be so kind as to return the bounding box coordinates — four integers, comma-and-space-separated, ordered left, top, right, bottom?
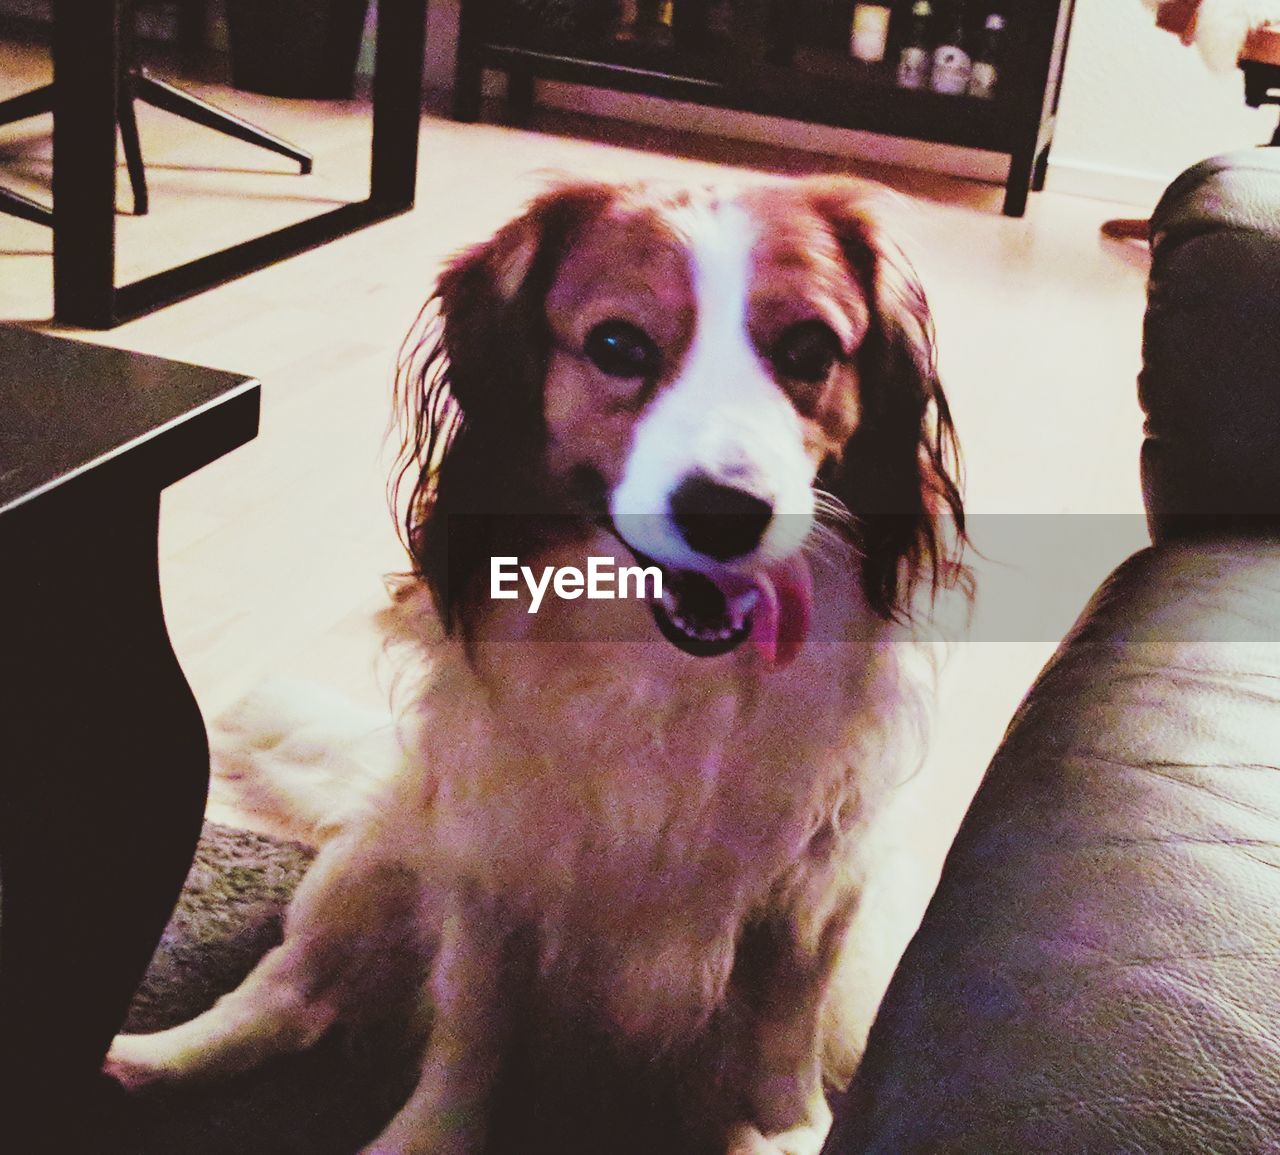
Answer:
360, 888, 526, 1155
726, 897, 855, 1155
106, 828, 422, 1090
105, 939, 340, 1089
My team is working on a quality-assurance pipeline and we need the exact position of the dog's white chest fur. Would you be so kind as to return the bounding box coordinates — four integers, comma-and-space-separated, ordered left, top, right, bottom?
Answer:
385, 558, 912, 1048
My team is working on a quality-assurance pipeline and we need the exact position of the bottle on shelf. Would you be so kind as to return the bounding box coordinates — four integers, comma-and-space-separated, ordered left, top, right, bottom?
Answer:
967, 12, 1006, 98
634, 0, 674, 47
896, 0, 933, 89
930, 2, 973, 95
850, 3, 893, 63
616, 0, 640, 41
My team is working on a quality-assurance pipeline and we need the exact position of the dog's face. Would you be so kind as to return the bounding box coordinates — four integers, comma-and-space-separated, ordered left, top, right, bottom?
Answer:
399, 178, 964, 665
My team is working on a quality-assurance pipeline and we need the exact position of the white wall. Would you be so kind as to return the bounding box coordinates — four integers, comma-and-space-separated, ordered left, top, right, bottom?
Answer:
1048, 0, 1275, 204
419, 0, 1278, 208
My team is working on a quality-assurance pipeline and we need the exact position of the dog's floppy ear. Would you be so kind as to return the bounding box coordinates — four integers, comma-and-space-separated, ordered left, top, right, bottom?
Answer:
394, 182, 617, 628
431, 181, 618, 422
806, 180, 969, 620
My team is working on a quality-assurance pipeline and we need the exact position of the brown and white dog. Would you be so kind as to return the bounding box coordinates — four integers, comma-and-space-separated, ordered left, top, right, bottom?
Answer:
106, 177, 967, 1155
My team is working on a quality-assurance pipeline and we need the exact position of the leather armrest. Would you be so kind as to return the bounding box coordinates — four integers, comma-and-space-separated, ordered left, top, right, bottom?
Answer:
823, 151, 1280, 1153
1142, 151, 1280, 538
825, 543, 1280, 1152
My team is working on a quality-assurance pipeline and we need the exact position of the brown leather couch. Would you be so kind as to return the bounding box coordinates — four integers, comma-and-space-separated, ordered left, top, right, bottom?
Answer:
824, 148, 1280, 1153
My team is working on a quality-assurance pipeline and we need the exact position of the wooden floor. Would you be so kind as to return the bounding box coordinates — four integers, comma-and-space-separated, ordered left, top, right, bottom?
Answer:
0, 38, 1155, 878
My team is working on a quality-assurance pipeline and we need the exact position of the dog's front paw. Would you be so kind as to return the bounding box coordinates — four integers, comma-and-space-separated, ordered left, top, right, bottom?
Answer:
726, 1119, 829, 1155
728, 1085, 833, 1155
103, 1034, 176, 1093
726, 1109, 832, 1155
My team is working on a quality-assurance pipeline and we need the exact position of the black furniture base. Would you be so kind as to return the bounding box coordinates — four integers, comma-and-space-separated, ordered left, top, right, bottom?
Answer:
0, 325, 260, 1152
453, 1, 1077, 218
1, 491, 211, 1153
48, 0, 426, 329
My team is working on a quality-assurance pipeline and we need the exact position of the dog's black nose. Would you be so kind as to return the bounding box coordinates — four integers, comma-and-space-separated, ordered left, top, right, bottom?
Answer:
669, 474, 773, 561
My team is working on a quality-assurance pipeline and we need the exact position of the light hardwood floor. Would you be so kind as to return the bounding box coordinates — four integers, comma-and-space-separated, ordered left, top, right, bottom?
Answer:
0, 38, 1155, 881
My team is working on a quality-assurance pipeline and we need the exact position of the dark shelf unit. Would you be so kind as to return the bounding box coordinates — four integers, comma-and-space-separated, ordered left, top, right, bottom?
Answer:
453, 1, 1077, 217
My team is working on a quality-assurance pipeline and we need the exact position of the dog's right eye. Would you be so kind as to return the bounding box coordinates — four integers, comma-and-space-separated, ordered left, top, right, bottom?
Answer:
771, 321, 843, 385
584, 321, 660, 379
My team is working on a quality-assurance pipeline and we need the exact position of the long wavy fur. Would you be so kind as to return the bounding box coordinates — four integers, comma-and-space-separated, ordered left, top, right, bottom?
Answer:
806, 180, 970, 621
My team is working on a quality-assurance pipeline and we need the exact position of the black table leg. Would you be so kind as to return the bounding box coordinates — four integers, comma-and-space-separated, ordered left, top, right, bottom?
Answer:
1003, 158, 1034, 217
370, 0, 427, 206
0, 486, 210, 1151
52, 0, 121, 328
452, 0, 484, 123
1007, 104, 1058, 212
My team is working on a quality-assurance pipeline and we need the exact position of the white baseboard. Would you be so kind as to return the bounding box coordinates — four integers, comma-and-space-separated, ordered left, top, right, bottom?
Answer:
1043, 157, 1171, 209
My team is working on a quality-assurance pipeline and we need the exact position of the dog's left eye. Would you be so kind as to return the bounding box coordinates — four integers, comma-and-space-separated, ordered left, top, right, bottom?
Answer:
584, 321, 661, 379
771, 321, 843, 384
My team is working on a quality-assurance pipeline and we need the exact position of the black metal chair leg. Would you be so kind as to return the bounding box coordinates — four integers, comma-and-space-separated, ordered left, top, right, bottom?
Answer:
0, 185, 52, 227
134, 72, 312, 174
116, 88, 148, 216
0, 83, 54, 128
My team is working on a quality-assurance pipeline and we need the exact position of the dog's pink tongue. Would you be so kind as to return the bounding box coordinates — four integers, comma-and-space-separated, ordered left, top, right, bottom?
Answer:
750, 553, 813, 670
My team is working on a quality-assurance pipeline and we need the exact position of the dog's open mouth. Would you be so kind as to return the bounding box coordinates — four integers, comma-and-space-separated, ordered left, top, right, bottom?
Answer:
628, 546, 814, 668
647, 561, 757, 658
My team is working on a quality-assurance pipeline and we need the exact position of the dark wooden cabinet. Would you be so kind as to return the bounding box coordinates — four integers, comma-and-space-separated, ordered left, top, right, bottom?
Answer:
0, 326, 260, 1150
453, 1, 1077, 216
